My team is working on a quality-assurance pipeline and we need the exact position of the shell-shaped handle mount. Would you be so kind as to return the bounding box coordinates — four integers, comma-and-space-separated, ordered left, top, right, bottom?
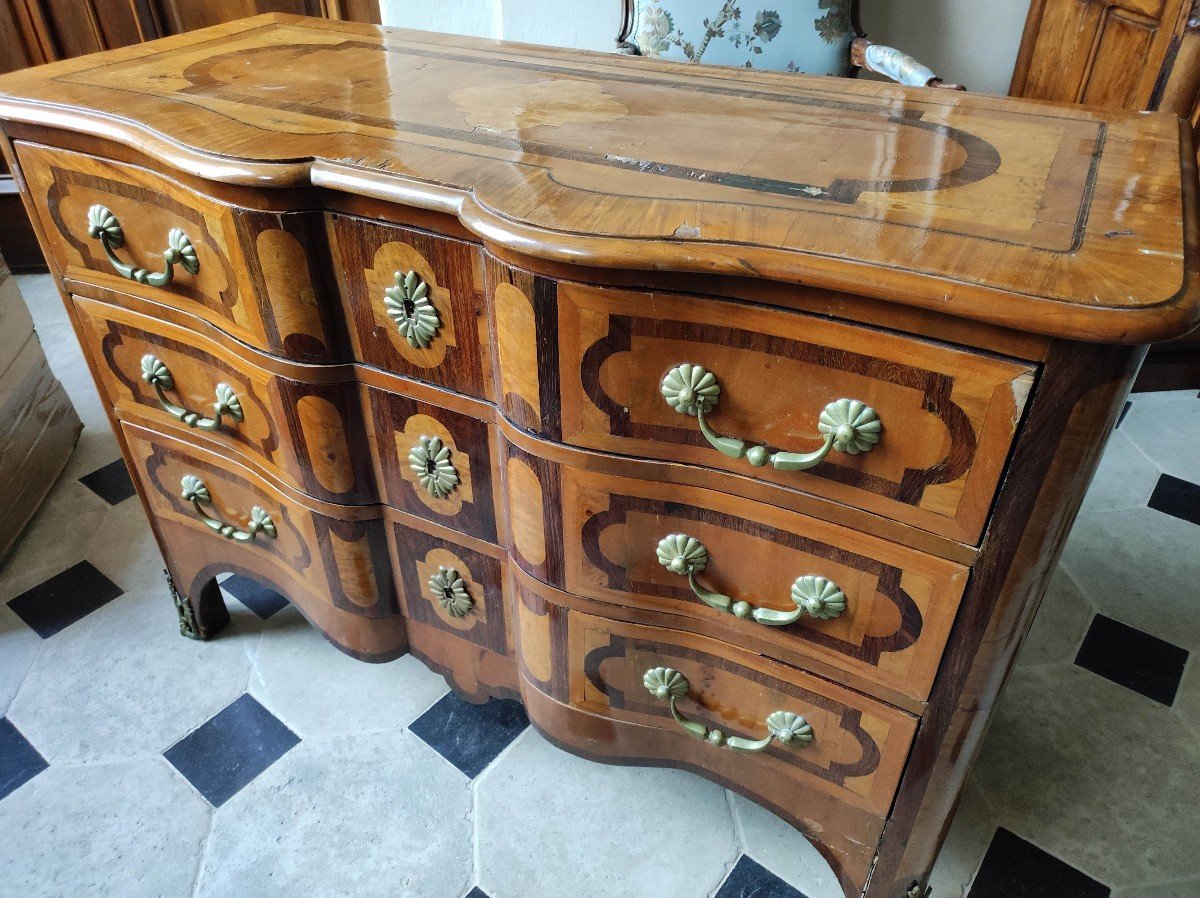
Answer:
656, 534, 846, 624
428, 565, 473, 618
384, 270, 441, 348
642, 667, 814, 752
660, 363, 880, 472
87, 205, 198, 287
408, 435, 460, 499
141, 355, 242, 432
180, 474, 276, 542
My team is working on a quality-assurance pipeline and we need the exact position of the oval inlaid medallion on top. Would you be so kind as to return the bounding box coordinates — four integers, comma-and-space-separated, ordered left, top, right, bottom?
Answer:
450, 79, 628, 132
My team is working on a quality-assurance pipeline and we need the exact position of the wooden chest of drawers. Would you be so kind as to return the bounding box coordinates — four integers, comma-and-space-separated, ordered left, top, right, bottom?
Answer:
1, 15, 1196, 897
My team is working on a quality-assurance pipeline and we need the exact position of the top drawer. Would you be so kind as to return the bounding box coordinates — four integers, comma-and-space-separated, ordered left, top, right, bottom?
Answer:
492, 271, 1037, 544
15, 142, 342, 364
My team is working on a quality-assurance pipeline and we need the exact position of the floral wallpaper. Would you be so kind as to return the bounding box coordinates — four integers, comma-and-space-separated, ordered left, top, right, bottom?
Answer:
633, 0, 855, 75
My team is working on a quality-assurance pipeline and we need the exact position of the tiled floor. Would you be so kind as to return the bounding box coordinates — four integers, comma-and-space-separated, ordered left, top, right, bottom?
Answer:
1, 273, 1198, 898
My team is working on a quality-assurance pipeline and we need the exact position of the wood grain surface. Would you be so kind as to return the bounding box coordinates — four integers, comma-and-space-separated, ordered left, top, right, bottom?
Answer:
0, 14, 1196, 341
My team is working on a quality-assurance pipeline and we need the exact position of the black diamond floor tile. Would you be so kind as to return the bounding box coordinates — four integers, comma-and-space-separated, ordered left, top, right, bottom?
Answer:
463, 888, 490, 898
969, 828, 1109, 897
1147, 473, 1200, 527
0, 718, 48, 801
409, 692, 528, 779
163, 694, 299, 807
79, 458, 136, 505
220, 574, 289, 619
7, 560, 124, 639
715, 856, 809, 898
1074, 614, 1188, 706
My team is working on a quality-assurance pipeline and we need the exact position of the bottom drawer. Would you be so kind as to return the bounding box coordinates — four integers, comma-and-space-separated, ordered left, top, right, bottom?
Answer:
386, 516, 519, 701
121, 421, 406, 660
512, 569, 916, 894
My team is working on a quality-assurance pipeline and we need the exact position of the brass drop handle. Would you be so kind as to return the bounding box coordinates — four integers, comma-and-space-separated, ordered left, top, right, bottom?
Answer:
660, 363, 881, 472
657, 534, 847, 624
384, 270, 441, 348
141, 355, 243, 432
180, 475, 276, 542
642, 667, 814, 753
86, 205, 199, 287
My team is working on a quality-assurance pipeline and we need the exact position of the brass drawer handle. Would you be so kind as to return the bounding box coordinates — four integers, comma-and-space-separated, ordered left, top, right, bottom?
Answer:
408, 435, 460, 498
141, 355, 243, 432
428, 565, 473, 617
86, 205, 199, 287
643, 667, 814, 752
384, 270, 441, 348
657, 534, 847, 624
180, 475, 277, 542
660, 363, 881, 471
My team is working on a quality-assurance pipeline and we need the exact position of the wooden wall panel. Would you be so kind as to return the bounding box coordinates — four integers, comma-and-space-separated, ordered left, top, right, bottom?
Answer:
1011, 0, 1188, 111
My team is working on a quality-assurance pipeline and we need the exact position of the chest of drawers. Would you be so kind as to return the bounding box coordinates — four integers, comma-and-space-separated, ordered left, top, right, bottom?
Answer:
1, 15, 1196, 897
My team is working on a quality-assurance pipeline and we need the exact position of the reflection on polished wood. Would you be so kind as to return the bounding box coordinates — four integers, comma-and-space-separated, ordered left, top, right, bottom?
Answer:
0, 13, 1196, 342
0, 14, 1196, 898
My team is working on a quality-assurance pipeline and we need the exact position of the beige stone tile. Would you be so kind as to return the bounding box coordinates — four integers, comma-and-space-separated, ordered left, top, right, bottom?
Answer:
1121, 393, 1200, 485
0, 601, 42, 716
1060, 506, 1200, 651
1111, 878, 1200, 898
1080, 430, 1161, 514
0, 757, 211, 897
972, 663, 1200, 890
478, 729, 738, 898
248, 605, 449, 737
0, 477, 108, 588
1174, 656, 1200, 744
6, 584, 261, 763
197, 730, 473, 898
1015, 567, 1094, 669
727, 792, 841, 898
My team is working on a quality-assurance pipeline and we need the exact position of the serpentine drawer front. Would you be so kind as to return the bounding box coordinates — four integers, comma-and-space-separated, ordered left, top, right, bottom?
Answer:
501, 439, 968, 708
3, 14, 1195, 898
494, 273, 1038, 545
16, 142, 341, 364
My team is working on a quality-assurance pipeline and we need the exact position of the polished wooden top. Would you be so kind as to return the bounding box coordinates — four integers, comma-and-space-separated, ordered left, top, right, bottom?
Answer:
1, 13, 1196, 342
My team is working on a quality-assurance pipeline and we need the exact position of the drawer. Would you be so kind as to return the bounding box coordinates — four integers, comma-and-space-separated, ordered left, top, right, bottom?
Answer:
389, 517, 512, 669
512, 584, 913, 887
502, 437, 968, 708
493, 272, 1037, 544
74, 295, 376, 505
16, 142, 342, 363
120, 421, 404, 660
328, 213, 492, 401
363, 384, 502, 546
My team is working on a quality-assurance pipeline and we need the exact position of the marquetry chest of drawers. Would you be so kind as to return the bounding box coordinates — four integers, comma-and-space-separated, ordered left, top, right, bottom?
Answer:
2, 15, 1195, 897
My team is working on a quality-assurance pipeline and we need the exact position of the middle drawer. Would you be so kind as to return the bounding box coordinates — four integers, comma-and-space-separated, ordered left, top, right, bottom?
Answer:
73, 294, 501, 545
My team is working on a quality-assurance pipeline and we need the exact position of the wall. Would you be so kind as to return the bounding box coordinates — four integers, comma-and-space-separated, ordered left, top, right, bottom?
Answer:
381, 0, 1031, 96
